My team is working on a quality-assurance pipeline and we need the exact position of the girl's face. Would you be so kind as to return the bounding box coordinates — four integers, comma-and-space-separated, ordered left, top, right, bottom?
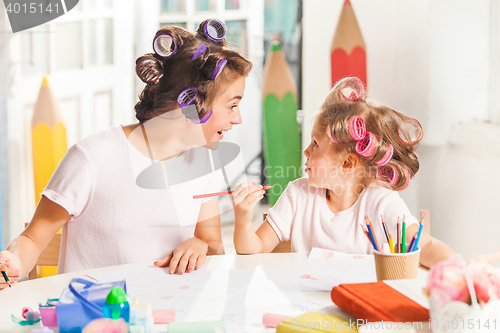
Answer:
201, 76, 245, 147
304, 121, 343, 189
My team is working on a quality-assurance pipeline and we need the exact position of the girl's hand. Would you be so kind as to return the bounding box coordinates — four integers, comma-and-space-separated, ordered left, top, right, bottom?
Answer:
232, 183, 265, 225
0, 251, 22, 290
154, 237, 209, 275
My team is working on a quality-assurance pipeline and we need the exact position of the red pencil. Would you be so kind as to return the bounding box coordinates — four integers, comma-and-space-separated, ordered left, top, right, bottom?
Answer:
193, 186, 273, 199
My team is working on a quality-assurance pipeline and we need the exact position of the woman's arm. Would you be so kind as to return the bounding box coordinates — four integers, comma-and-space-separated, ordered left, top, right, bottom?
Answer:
0, 196, 70, 289
154, 198, 224, 274
233, 183, 280, 254
195, 198, 224, 255
405, 223, 456, 269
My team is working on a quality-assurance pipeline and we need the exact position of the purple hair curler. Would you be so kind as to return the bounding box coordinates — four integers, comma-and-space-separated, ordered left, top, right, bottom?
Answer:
398, 119, 422, 144
348, 116, 366, 141
203, 19, 227, 42
177, 87, 198, 107
208, 58, 227, 80
191, 44, 210, 68
327, 124, 338, 143
377, 165, 398, 188
355, 131, 376, 157
190, 110, 213, 124
341, 78, 365, 101
153, 34, 177, 58
374, 143, 394, 166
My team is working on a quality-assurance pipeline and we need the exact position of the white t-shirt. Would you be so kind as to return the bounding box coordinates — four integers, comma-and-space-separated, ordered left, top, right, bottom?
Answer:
266, 178, 418, 254
42, 126, 224, 273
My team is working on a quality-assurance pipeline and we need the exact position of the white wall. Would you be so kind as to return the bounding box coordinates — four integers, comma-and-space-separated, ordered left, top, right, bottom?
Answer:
303, 0, 500, 264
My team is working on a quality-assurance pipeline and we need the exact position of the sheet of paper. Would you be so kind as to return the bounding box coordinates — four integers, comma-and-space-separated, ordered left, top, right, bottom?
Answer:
384, 269, 430, 309
291, 247, 377, 291
88, 264, 323, 333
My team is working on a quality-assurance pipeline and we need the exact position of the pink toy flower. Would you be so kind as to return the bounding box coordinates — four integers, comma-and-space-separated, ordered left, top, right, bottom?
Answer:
428, 258, 470, 306
468, 262, 500, 305
82, 318, 128, 333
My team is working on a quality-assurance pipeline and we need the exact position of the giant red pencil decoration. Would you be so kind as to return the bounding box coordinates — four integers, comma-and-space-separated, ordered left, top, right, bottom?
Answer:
330, 0, 367, 87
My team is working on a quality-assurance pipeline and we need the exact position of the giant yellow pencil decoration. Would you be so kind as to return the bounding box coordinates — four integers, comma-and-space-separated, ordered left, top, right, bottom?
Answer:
31, 76, 67, 277
262, 42, 301, 206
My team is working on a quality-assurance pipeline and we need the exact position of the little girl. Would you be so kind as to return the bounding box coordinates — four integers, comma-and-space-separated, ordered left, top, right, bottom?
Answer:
233, 77, 455, 268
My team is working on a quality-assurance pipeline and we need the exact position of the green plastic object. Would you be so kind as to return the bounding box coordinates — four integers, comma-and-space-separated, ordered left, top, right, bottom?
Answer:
262, 91, 302, 206
105, 287, 128, 304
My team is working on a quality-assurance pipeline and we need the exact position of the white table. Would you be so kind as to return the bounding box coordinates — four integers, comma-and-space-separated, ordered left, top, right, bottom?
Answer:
0, 253, 431, 333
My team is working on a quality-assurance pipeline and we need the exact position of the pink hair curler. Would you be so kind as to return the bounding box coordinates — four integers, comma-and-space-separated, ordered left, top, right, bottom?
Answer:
355, 132, 376, 157
348, 116, 366, 141
326, 125, 338, 143
202, 19, 227, 42
341, 78, 365, 101
374, 143, 394, 166
413, 150, 418, 159
177, 87, 198, 108
398, 119, 422, 144
153, 34, 177, 58
377, 165, 398, 188
401, 168, 411, 190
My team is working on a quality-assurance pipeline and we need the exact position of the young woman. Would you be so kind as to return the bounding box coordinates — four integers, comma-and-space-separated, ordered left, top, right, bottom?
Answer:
0, 19, 253, 289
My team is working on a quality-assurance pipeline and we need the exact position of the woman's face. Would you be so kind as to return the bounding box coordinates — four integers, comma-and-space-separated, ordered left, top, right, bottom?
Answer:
201, 76, 245, 147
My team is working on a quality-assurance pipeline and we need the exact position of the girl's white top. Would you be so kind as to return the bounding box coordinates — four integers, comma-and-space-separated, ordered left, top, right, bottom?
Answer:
267, 178, 418, 254
42, 126, 223, 273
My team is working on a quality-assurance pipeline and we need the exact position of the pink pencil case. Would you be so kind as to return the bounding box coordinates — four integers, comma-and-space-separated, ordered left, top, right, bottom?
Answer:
39, 298, 58, 327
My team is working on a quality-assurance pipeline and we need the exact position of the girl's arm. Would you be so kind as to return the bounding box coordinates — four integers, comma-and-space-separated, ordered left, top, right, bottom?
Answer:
233, 183, 280, 254
405, 223, 456, 269
0, 196, 70, 289
154, 198, 223, 274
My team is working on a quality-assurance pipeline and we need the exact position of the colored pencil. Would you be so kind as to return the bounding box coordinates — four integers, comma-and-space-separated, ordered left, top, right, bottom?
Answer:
365, 216, 380, 252
366, 223, 378, 252
380, 215, 390, 243
32, 76, 67, 279
401, 216, 406, 253
388, 232, 395, 253
262, 41, 301, 206
361, 224, 373, 246
193, 186, 273, 199
396, 218, 401, 253
413, 222, 424, 251
1, 271, 11, 288
407, 232, 417, 252
330, 0, 367, 87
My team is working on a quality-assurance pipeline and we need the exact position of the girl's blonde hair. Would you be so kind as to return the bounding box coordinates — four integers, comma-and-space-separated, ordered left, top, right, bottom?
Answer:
317, 77, 422, 191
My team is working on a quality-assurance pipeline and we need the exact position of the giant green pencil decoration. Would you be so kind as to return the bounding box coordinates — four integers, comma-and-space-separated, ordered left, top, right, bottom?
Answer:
262, 41, 301, 206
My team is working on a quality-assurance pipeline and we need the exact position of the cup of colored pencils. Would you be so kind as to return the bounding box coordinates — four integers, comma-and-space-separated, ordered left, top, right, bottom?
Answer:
373, 245, 421, 280
364, 215, 422, 280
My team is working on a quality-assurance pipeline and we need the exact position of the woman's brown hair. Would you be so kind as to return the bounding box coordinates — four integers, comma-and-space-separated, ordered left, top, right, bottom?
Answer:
318, 77, 422, 191
134, 20, 253, 122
